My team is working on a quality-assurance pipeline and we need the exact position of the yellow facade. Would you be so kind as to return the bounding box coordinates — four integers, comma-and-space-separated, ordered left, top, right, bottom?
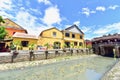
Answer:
38, 25, 85, 49
38, 28, 64, 49
13, 37, 37, 50
63, 31, 85, 48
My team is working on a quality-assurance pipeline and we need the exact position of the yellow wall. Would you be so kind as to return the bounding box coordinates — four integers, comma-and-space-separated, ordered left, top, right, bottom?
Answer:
13, 37, 37, 50
38, 37, 64, 49
38, 28, 85, 49
63, 31, 85, 48
38, 28, 63, 49
41, 28, 63, 39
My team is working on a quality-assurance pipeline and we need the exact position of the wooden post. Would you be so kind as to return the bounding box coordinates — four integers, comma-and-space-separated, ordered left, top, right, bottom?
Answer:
29, 50, 35, 61
45, 51, 48, 59
76, 49, 79, 55
55, 50, 59, 57
70, 49, 73, 56
11, 50, 18, 63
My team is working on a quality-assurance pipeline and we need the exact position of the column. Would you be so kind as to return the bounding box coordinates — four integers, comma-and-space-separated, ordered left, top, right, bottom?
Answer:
115, 46, 119, 57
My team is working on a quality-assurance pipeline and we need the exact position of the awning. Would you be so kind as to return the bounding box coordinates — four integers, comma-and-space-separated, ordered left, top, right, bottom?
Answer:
0, 39, 13, 43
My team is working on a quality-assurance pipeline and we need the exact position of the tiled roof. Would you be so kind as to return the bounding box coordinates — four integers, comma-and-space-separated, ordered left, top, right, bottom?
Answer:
92, 34, 120, 42
13, 32, 38, 39
2, 18, 27, 31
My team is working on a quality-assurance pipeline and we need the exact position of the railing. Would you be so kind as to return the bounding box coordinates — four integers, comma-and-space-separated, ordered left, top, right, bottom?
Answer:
93, 42, 120, 47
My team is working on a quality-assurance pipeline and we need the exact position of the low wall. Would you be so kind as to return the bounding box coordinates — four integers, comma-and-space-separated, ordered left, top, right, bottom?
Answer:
0, 48, 92, 63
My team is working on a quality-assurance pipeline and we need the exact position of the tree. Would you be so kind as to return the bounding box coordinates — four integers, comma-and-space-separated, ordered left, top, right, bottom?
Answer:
0, 16, 7, 39
0, 16, 5, 26
0, 26, 7, 39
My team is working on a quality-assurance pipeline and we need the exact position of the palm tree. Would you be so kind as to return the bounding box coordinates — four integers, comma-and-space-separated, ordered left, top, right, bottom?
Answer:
0, 16, 5, 26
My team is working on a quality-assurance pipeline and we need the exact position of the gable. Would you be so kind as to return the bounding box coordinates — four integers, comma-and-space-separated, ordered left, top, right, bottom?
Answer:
65, 25, 84, 34
40, 27, 63, 38
67, 27, 82, 34
40, 27, 61, 36
2, 18, 25, 30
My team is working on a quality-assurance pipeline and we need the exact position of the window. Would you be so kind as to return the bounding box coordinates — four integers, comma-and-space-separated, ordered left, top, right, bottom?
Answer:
79, 42, 83, 46
74, 42, 77, 46
21, 41, 29, 47
65, 33, 70, 37
80, 35, 83, 39
13, 32, 16, 35
72, 34, 75, 38
53, 32, 56, 37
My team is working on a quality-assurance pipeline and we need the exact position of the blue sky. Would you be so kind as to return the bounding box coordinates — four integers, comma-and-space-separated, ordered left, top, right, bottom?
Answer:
0, 0, 120, 40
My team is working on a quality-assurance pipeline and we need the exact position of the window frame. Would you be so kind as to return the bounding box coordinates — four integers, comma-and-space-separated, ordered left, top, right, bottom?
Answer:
80, 35, 83, 39
21, 41, 29, 47
53, 32, 57, 37
72, 34, 75, 38
65, 33, 70, 37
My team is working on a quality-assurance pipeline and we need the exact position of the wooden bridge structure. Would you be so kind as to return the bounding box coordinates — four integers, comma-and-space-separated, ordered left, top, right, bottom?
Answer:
92, 34, 120, 57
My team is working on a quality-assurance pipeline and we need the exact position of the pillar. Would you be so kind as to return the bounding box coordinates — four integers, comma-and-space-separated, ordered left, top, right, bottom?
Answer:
100, 46, 105, 56
115, 46, 119, 57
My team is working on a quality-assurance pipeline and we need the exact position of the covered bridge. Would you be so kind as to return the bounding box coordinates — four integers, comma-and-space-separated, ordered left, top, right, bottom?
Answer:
92, 33, 120, 57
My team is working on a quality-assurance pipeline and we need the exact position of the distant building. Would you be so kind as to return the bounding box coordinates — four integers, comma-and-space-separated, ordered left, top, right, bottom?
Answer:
62, 25, 85, 48
92, 33, 120, 57
13, 32, 38, 50
85, 40, 92, 49
38, 24, 85, 49
2, 18, 27, 36
0, 18, 37, 50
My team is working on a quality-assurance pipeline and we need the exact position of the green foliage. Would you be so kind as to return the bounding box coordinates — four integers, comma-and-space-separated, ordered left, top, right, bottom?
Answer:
28, 43, 35, 50
86, 44, 92, 49
70, 42, 74, 48
44, 43, 50, 49
0, 16, 5, 25
10, 42, 16, 50
0, 26, 7, 39
63, 43, 67, 48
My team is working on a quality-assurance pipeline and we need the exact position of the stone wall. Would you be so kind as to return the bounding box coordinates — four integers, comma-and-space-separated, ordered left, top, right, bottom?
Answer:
0, 48, 92, 63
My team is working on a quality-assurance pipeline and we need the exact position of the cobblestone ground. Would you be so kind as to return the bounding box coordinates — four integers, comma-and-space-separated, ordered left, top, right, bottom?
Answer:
102, 59, 120, 80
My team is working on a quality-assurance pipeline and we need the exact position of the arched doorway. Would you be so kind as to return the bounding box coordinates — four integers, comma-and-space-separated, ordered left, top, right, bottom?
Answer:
54, 42, 61, 49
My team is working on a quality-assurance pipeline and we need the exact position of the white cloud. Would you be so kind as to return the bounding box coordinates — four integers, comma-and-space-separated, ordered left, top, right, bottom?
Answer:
91, 11, 96, 13
42, 6, 62, 26
81, 26, 91, 33
82, 8, 96, 16
82, 8, 90, 16
93, 22, 120, 35
108, 5, 119, 10
38, 0, 51, 5
30, 8, 42, 15
0, 0, 14, 19
15, 11, 40, 36
96, 6, 106, 11
0, 11, 14, 19
73, 21, 80, 26
0, 0, 12, 10
64, 25, 71, 28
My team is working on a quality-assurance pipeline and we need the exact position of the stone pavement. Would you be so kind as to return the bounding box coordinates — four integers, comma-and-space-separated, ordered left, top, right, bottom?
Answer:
102, 59, 120, 80
0, 52, 12, 56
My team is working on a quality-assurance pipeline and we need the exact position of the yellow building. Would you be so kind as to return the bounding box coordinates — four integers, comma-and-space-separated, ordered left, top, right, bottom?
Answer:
13, 32, 38, 50
38, 28, 63, 49
38, 25, 85, 49
62, 25, 85, 48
